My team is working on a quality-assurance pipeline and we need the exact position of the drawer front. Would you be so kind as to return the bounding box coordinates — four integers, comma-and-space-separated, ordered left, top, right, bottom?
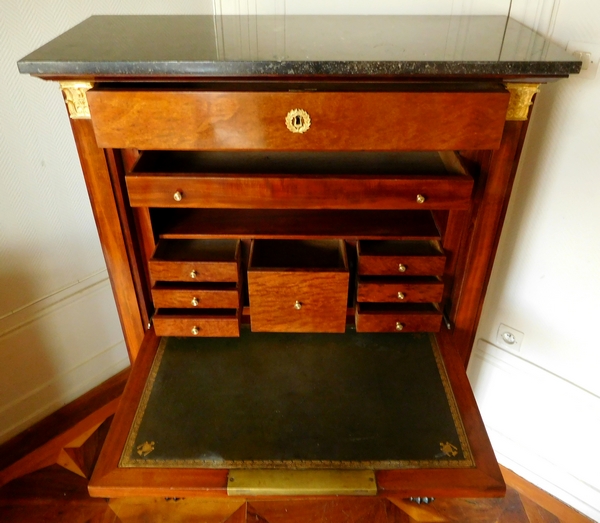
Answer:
126, 175, 473, 210
151, 286, 239, 309
358, 254, 446, 276
357, 279, 444, 303
355, 307, 442, 333
149, 260, 239, 283
88, 90, 509, 151
248, 272, 349, 333
153, 312, 240, 337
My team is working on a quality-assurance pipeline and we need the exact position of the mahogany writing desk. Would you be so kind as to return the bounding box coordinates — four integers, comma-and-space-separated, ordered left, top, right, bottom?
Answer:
19, 15, 579, 505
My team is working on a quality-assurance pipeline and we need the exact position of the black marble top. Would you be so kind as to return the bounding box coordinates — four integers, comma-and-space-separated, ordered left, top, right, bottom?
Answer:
18, 15, 580, 78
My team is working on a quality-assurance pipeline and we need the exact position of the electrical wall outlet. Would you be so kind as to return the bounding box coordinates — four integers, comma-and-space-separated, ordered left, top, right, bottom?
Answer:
566, 41, 600, 80
496, 324, 524, 352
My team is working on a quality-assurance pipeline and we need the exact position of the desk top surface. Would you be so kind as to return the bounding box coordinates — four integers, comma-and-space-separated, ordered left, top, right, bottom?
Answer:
18, 15, 580, 78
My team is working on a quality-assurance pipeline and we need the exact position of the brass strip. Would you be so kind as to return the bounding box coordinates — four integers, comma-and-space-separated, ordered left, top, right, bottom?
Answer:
505, 83, 541, 121
227, 469, 377, 496
59, 81, 93, 119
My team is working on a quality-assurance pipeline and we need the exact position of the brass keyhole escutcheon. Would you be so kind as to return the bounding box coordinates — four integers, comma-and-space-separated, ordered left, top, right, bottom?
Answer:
285, 109, 311, 134
191, 297, 199, 307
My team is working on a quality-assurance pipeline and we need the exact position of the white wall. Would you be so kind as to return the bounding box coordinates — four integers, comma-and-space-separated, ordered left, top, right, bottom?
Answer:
2, 0, 598, 519
0, 0, 214, 443
468, 1, 600, 520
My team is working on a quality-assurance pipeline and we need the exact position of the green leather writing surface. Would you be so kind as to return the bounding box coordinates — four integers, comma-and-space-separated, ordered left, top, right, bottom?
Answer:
121, 329, 473, 469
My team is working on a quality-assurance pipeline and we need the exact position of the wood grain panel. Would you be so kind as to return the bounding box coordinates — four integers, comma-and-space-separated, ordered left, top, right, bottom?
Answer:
248, 272, 349, 333
355, 304, 442, 333
149, 260, 239, 283
87, 90, 509, 151
151, 284, 239, 309
69, 119, 144, 361
126, 175, 473, 210
357, 278, 444, 303
358, 254, 446, 276
153, 311, 240, 337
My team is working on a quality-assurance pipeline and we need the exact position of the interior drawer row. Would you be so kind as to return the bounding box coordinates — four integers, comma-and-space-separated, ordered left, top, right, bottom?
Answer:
125, 150, 473, 210
149, 239, 446, 337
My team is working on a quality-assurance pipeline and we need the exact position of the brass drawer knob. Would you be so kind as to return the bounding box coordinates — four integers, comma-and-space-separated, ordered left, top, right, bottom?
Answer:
173, 190, 183, 202
395, 322, 404, 331
191, 326, 200, 335
398, 263, 407, 273
190, 270, 197, 279
191, 297, 199, 307
285, 109, 311, 134
294, 300, 302, 310
397, 291, 405, 300
416, 194, 426, 204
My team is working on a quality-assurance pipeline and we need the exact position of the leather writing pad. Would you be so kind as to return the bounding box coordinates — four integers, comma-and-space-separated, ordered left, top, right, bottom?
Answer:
121, 329, 474, 469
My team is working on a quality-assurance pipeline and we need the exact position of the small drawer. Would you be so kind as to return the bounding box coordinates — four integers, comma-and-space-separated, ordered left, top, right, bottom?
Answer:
357, 240, 445, 276
151, 282, 240, 309
357, 277, 444, 303
153, 309, 240, 337
355, 303, 442, 333
88, 89, 508, 151
126, 151, 473, 211
149, 239, 240, 283
248, 240, 349, 333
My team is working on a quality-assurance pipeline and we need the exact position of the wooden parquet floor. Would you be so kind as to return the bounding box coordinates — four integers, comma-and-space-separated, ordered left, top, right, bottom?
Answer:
0, 442, 591, 523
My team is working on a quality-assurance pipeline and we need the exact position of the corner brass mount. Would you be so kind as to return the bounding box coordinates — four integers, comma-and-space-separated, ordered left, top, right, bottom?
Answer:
59, 81, 94, 119
504, 83, 541, 121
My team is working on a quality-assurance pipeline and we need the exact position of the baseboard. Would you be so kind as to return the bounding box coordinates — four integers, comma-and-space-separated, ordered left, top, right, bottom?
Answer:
0, 275, 129, 444
469, 339, 600, 521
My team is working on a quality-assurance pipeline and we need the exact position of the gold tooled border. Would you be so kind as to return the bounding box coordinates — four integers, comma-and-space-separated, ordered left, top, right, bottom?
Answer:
120, 337, 168, 467
120, 335, 475, 469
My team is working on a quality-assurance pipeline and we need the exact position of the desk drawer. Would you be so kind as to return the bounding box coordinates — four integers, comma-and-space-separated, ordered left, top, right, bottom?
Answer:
87, 89, 509, 151
357, 240, 445, 276
355, 303, 442, 333
153, 309, 240, 337
248, 240, 349, 333
151, 283, 239, 309
357, 277, 444, 303
149, 239, 240, 283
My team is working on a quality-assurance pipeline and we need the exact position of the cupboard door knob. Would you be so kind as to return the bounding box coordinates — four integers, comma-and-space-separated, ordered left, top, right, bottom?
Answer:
190, 270, 197, 279
191, 326, 200, 335
191, 297, 199, 307
398, 263, 407, 273
397, 291, 405, 300
294, 300, 302, 310
173, 191, 183, 202
416, 194, 426, 204
395, 322, 404, 331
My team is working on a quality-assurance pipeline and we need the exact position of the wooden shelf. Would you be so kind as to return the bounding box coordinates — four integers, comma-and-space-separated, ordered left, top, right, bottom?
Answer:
154, 209, 441, 240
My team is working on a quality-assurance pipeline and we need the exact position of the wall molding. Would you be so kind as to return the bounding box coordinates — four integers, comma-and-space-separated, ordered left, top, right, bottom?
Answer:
0, 273, 128, 444
0, 341, 128, 444
0, 269, 110, 338
469, 340, 600, 521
